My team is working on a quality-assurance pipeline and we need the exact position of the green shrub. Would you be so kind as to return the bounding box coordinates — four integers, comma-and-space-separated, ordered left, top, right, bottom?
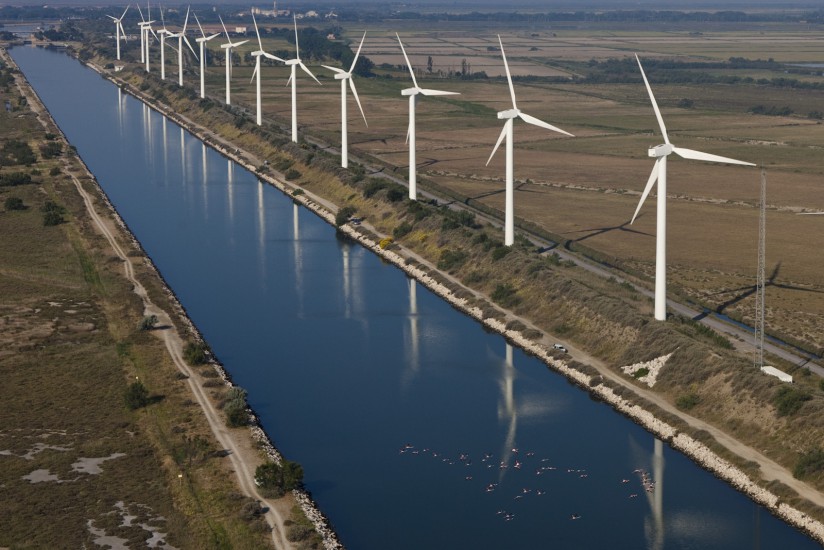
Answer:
491, 283, 520, 308
183, 342, 209, 365
0, 139, 36, 166
441, 208, 476, 230
773, 386, 811, 417
285, 168, 301, 180
139, 314, 158, 331
292, 188, 304, 196
124, 381, 150, 410
254, 460, 304, 498
793, 448, 824, 479
42, 210, 64, 226
39, 141, 62, 159
335, 205, 356, 227
386, 186, 405, 202
393, 222, 413, 239
363, 179, 387, 198
379, 237, 393, 249
491, 245, 511, 261
676, 393, 700, 410
224, 387, 248, 427
632, 367, 650, 379
0, 171, 33, 187
437, 249, 467, 271
49, 166, 61, 176
407, 200, 431, 221
4, 196, 24, 210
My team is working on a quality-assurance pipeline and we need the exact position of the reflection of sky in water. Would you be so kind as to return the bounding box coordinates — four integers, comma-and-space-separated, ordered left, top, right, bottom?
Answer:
11, 45, 821, 550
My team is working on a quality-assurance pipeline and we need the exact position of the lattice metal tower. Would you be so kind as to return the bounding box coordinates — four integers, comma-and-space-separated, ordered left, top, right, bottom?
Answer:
754, 168, 766, 369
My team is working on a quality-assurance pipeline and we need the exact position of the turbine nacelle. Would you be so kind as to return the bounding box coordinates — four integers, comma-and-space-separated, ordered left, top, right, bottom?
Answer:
401, 87, 418, 96
649, 143, 673, 158
497, 108, 520, 120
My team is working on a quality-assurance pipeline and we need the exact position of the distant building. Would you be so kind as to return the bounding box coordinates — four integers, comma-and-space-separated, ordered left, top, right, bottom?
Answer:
326, 33, 336, 40
234, 26, 247, 34
305, 10, 319, 18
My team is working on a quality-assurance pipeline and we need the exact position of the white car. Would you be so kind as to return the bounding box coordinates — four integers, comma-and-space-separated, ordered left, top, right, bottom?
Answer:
553, 343, 568, 353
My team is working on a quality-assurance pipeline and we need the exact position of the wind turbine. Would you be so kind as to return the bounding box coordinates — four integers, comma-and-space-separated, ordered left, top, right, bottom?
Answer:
142, 2, 158, 72
397, 34, 458, 200
192, 11, 220, 99
168, 7, 198, 88
250, 13, 284, 126
107, 5, 129, 61
136, 4, 149, 64
218, 16, 248, 106
284, 15, 321, 143
486, 35, 573, 247
321, 32, 367, 168
630, 54, 755, 321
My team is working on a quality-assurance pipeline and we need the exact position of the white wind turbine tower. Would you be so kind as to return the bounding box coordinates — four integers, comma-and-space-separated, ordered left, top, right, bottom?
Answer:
192, 12, 220, 99
321, 32, 367, 168
168, 7, 198, 88
397, 34, 458, 200
250, 13, 285, 126
157, 6, 172, 80
284, 15, 322, 143
631, 54, 755, 321
107, 5, 129, 61
142, 2, 158, 72
218, 16, 248, 106
486, 35, 573, 247
136, 4, 149, 64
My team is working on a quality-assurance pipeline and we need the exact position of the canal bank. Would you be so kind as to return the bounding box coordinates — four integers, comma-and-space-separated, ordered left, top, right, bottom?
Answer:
72, 57, 824, 545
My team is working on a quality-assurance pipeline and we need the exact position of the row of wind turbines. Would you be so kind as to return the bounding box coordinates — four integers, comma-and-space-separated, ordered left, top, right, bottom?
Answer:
108, 6, 760, 323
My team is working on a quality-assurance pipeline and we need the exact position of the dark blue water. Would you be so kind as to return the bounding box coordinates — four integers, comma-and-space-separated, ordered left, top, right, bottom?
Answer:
11, 46, 821, 550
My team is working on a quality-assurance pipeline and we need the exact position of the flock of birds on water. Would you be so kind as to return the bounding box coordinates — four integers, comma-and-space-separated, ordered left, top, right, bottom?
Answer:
398, 443, 656, 523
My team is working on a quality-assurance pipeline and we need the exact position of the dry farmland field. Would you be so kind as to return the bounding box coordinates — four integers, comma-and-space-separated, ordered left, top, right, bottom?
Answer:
198, 17, 824, 356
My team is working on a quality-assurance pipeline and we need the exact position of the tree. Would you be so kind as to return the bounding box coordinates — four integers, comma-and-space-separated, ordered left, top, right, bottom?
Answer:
124, 380, 150, 410
139, 314, 158, 331
427, 55, 433, 74
254, 459, 304, 497
4, 196, 24, 210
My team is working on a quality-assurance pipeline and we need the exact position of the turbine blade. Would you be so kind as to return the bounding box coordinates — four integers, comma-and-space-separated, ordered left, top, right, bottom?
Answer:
233, 40, 249, 48
219, 15, 230, 39
208, 33, 220, 40
193, 11, 205, 39
184, 36, 197, 58
107, 15, 118, 21
121, 5, 130, 20
672, 147, 755, 166
635, 54, 669, 144
486, 120, 510, 166
251, 61, 258, 83
349, 78, 368, 127
293, 14, 300, 58
519, 112, 574, 137
286, 72, 293, 87
299, 62, 321, 84
119, 22, 127, 41
252, 13, 263, 51
137, 4, 145, 22
349, 32, 366, 73
405, 118, 411, 144
263, 52, 285, 62
631, 159, 660, 224
321, 64, 346, 74
419, 88, 459, 96
182, 6, 190, 33
498, 35, 517, 110
396, 33, 418, 88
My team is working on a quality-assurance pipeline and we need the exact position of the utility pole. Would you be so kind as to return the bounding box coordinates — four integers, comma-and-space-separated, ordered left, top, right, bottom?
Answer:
754, 167, 766, 369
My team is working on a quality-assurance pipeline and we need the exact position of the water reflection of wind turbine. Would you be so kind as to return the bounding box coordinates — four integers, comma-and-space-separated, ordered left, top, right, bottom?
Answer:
227, 159, 235, 223
257, 181, 267, 285
401, 278, 421, 389
499, 343, 517, 481
162, 115, 168, 181
644, 438, 665, 550
201, 142, 208, 215
293, 202, 305, 317
180, 126, 186, 179
117, 87, 124, 137
341, 241, 351, 318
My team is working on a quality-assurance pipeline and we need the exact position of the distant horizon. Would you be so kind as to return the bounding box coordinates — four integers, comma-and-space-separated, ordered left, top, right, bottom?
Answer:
1, 0, 822, 10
